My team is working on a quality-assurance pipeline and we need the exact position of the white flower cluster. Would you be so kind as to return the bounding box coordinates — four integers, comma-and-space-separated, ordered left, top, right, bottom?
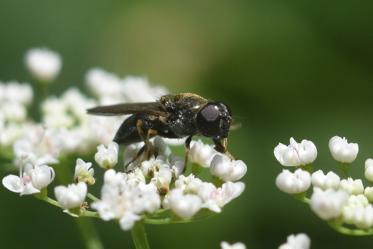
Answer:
0, 82, 33, 147
0, 47, 175, 164
189, 140, 247, 181
86, 68, 167, 105
1, 48, 247, 235
221, 233, 311, 249
278, 233, 311, 249
274, 136, 373, 231
92, 138, 246, 229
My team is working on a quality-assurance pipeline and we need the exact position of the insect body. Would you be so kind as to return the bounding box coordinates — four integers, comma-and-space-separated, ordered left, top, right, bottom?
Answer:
87, 93, 233, 165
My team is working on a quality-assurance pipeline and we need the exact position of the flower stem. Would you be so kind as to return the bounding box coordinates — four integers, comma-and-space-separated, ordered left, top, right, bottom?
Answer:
338, 163, 350, 178
75, 218, 104, 249
293, 193, 310, 204
56, 160, 104, 249
328, 222, 373, 236
131, 222, 150, 249
87, 193, 100, 202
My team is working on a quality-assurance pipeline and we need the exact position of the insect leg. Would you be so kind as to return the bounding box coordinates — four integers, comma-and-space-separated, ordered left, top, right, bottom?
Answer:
124, 144, 146, 170
213, 138, 235, 160
136, 120, 158, 160
183, 135, 193, 172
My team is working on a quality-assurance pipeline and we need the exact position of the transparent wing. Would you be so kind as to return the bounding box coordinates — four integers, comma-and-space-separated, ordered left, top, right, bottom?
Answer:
87, 102, 168, 116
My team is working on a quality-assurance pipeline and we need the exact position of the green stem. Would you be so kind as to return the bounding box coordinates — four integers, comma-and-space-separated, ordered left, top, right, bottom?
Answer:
56, 161, 104, 249
145, 218, 191, 225
80, 210, 100, 219
328, 222, 373, 236
30, 80, 49, 121
338, 163, 350, 178
76, 218, 104, 249
131, 222, 150, 249
303, 164, 314, 173
45, 196, 60, 207
87, 193, 100, 202
145, 209, 216, 225
293, 193, 310, 204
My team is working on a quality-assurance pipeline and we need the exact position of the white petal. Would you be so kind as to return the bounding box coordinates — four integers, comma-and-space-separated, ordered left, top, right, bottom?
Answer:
2, 175, 23, 193
30, 165, 55, 189
119, 213, 141, 231
221, 241, 246, 249
168, 189, 202, 218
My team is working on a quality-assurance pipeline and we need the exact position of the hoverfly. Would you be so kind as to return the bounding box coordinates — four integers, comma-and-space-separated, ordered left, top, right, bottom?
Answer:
87, 93, 233, 166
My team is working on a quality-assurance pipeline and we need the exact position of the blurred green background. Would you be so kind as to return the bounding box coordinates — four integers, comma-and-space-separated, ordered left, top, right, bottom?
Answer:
2, 0, 373, 248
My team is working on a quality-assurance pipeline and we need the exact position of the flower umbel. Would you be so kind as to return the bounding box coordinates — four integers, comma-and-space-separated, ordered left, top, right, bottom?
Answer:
274, 135, 373, 236
1, 48, 248, 249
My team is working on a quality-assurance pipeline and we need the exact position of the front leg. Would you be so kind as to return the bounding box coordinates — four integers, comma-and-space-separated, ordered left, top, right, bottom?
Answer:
213, 138, 235, 160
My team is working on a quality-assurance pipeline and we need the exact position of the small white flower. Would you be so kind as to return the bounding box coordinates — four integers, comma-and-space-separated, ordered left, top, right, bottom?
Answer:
167, 189, 202, 218
221, 241, 246, 249
274, 138, 317, 166
365, 159, 373, 182
189, 140, 217, 167
275, 169, 311, 194
2, 164, 55, 195
94, 142, 119, 169
119, 213, 141, 231
311, 170, 340, 190
329, 136, 358, 163
310, 188, 349, 220
0, 123, 26, 147
198, 181, 245, 213
364, 187, 373, 202
25, 48, 62, 82
162, 137, 187, 146
1, 102, 27, 122
340, 178, 364, 195
121, 76, 167, 102
342, 195, 373, 229
2, 81, 33, 106
92, 169, 160, 231
13, 125, 62, 167
152, 137, 171, 157
278, 233, 311, 249
210, 153, 247, 182
169, 155, 185, 176
74, 159, 95, 185
54, 182, 87, 210
85, 68, 123, 102
174, 174, 203, 193
140, 156, 173, 194
88, 116, 123, 145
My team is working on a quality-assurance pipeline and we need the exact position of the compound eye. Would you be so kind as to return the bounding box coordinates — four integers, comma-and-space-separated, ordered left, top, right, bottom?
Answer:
197, 104, 222, 137
200, 104, 220, 122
